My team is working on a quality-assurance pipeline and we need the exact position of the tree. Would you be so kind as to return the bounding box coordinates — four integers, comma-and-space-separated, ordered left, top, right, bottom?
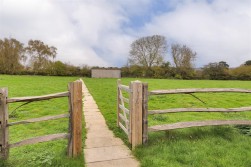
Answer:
0, 38, 26, 74
51, 61, 67, 76
219, 61, 229, 69
230, 65, 251, 80
26, 40, 57, 72
128, 35, 167, 69
202, 61, 230, 80
171, 44, 196, 78
244, 60, 251, 66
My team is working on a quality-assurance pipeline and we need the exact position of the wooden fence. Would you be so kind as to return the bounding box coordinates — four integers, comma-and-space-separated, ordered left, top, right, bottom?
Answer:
0, 80, 83, 159
117, 80, 251, 148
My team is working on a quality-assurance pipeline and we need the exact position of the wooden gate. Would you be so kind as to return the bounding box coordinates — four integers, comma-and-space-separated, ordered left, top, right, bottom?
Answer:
117, 80, 148, 148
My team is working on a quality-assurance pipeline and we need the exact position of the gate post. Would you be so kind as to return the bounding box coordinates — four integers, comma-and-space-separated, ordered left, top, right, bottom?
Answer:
130, 81, 147, 148
142, 83, 148, 144
117, 79, 121, 127
0, 88, 9, 159
67, 81, 82, 157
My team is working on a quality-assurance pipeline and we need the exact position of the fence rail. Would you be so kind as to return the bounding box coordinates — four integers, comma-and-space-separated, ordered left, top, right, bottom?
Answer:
149, 88, 251, 95
118, 84, 131, 93
8, 114, 70, 126
7, 91, 69, 103
117, 80, 251, 148
0, 80, 83, 159
9, 133, 69, 148
148, 107, 251, 114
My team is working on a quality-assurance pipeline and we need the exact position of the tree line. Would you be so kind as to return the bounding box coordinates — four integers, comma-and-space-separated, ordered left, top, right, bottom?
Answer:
125, 35, 251, 80
0, 38, 91, 76
0, 36, 250, 80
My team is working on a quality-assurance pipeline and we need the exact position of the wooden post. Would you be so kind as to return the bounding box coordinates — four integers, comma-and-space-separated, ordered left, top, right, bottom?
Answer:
0, 88, 9, 159
117, 79, 121, 127
130, 81, 143, 148
142, 83, 148, 144
67, 81, 82, 157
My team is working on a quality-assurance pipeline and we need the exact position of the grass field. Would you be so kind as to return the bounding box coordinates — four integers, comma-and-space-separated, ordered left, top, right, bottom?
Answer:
84, 78, 251, 167
1, 76, 251, 167
0, 75, 85, 167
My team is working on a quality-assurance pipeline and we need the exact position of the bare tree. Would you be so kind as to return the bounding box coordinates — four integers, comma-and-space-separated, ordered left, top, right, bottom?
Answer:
171, 44, 196, 78
26, 40, 57, 72
172, 44, 196, 69
128, 35, 167, 68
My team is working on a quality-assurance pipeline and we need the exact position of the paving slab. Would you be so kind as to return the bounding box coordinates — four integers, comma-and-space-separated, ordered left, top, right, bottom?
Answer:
85, 137, 124, 148
85, 114, 103, 117
84, 145, 133, 163
81, 80, 140, 167
85, 124, 110, 132
86, 130, 114, 138
85, 118, 106, 124
86, 158, 140, 167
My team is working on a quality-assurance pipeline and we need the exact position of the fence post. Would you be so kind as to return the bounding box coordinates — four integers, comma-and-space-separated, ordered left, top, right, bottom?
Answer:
67, 81, 82, 157
0, 88, 9, 159
130, 81, 143, 148
142, 83, 148, 144
117, 79, 121, 127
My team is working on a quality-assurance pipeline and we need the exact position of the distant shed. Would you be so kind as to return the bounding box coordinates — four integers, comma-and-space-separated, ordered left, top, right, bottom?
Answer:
91, 68, 121, 78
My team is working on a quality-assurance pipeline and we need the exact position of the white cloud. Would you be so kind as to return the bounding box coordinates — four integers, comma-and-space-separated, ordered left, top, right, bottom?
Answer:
0, 0, 250, 67
0, 0, 133, 67
142, 0, 251, 67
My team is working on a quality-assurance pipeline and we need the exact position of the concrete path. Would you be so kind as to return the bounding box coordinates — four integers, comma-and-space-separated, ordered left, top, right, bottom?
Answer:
82, 81, 140, 167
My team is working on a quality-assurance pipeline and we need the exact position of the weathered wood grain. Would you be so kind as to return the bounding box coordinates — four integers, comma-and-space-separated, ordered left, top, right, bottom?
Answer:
0, 88, 9, 159
67, 84, 73, 157
117, 80, 130, 130
7, 91, 69, 103
8, 114, 69, 126
149, 88, 251, 95
148, 120, 251, 132
120, 96, 129, 104
119, 104, 129, 114
117, 80, 121, 127
68, 81, 82, 157
142, 83, 148, 144
119, 104, 130, 114
119, 122, 129, 136
9, 133, 69, 148
119, 113, 129, 125
148, 107, 251, 115
130, 81, 143, 149
118, 85, 131, 93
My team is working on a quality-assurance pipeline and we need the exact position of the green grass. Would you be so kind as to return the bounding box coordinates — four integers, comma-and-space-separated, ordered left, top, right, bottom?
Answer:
0, 75, 85, 167
83, 78, 251, 167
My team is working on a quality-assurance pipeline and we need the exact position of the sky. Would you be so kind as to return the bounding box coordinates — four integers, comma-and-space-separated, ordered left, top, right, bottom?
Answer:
0, 0, 250, 68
